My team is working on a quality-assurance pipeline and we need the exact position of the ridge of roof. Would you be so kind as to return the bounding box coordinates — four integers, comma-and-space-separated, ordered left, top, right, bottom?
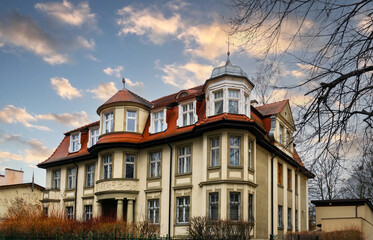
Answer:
151, 85, 203, 108
64, 121, 100, 135
255, 99, 289, 116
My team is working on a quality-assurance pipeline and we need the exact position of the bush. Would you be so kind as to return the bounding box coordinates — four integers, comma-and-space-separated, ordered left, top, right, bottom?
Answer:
188, 216, 254, 240
286, 229, 364, 240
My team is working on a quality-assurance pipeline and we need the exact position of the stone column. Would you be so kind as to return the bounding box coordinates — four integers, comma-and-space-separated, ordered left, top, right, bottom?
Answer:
96, 201, 102, 218
127, 199, 134, 223
117, 199, 124, 221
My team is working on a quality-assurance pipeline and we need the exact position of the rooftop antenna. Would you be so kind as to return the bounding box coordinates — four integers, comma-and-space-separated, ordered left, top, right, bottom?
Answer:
122, 78, 126, 89
226, 36, 232, 66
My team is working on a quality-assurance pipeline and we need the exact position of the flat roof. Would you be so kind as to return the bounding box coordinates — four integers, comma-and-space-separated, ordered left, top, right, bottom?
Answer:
0, 182, 45, 191
312, 199, 373, 212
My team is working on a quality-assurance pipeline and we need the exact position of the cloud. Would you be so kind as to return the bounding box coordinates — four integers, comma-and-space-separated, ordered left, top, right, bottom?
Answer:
157, 61, 213, 88
271, 89, 313, 107
51, 77, 82, 100
0, 134, 53, 164
0, 105, 50, 131
178, 23, 228, 61
89, 82, 118, 101
87, 54, 99, 62
116, 6, 182, 45
76, 36, 95, 49
36, 111, 90, 127
103, 66, 123, 78
35, 0, 96, 27
0, 42, 4, 47
0, 11, 68, 65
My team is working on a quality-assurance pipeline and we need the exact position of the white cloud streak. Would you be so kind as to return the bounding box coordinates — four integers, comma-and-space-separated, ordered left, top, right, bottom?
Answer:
36, 111, 90, 127
103, 66, 123, 78
89, 82, 118, 101
51, 77, 82, 100
103, 66, 144, 92
35, 0, 96, 27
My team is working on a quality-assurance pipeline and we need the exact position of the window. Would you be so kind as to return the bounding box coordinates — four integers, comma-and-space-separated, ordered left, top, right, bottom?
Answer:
295, 174, 298, 194
153, 110, 165, 133
177, 101, 197, 127
86, 165, 95, 187
279, 124, 284, 144
229, 192, 241, 220
89, 128, 99, 147
244, 94, 250, 116
278, 163, 283, 186
43, 207, 48, 217
70, 133, 80, 152
67, 168, 76, 189
148, 199, 159, 224
228, 90, 239, 114
176, 196, 190, 224
229, 136, 240, 166
178, 146, 191, 174
295, 210, 298, 231
126, 110, 137, 132
214, 90, 223, 115
150, 152, 161, 178
209, 192, 219, 220
249, 193, 254, 221
103, 111, 113, 133
53, 170, 60, 189
248, 140, 253, 169
288, 208, 292, 230
210, 137, 220, 167
103, 155, 112, 179
66, 206, 73, 220
278, 205, 283, 228
84, 205, 92, 221
125, 154, 135, 178
286, 130, 291, 147
287, 169, 292, 190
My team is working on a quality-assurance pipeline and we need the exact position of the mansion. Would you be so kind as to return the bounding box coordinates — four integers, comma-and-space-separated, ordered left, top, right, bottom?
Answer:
38, 56, 313, 239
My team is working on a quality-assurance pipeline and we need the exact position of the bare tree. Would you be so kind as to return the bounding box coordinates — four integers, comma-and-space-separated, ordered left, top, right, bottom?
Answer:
229, 0, 373, 159
252, 62, 279, 105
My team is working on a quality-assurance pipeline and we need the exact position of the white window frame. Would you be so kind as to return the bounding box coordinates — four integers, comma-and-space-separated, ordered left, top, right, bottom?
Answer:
67, 168, 76, 189
210, 137, 220, 167
244, 94, 250, 117
150, 152, 161, 178
228, 89, 240, 114
53, 170, 60, 189
84, 205, 92, 221
86, 164, 94, 187
229, 136, 240, 166
248, 140, 254, 169
87, 127, 99, 148
148, 199, 160, 224
66, 206, 73, 220
213, 90, 224, 115
126, 110, 137, 132
69, 132, 81, 153
125, 154, 135, 179
103, 111, 113, 134
177, 100, 198, 127
103, 155, 112, 179
178, 146, 191, 174
229, 192, 241, 221
176, 196, 190, 224
149, 109, 167, 134
209, 192, 219, 220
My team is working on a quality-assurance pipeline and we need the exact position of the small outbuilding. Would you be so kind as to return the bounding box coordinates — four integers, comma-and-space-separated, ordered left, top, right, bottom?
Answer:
312, 199, 373, 239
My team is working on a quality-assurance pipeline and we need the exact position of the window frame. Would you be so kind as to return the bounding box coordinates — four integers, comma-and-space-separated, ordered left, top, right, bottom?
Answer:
248, 139, 254, 169
53, 170, 60, 189
229, 136, 241, 167
148, 199, 160, 224
210, 137, 220, 167
213, 90, 224, 115
126, 110, 137, 132
102, 155, 113, 180
125, 154, 136, 179
66, 206, 74, 220
177, 145, 191, 175
69, 132, 81, 153
209, 192, 219, 221
249, 193, 254, 222
278, 205, 284, 229
85, 164, 95, 187
67, 168, 76, 190
176, 196, 190, 224
279, 124, 284, 145
287, 168, 292, 190
278, 163, 283, 186
177, 100, 197, 128
295, 209, 298, 231
103, 111, 114, 134
149, 151, 162, 178
88, 127, 99, 148
84, 205, 92, 221
288, 207, 292, 230
229, 192, 241, 221
228, 89, 240, 114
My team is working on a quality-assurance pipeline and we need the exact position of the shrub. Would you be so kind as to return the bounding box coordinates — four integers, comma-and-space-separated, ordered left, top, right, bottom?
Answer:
188, 216, 254, 240
286, 229, 364, 240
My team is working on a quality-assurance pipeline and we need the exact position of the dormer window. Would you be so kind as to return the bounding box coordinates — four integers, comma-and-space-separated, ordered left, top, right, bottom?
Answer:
103, 111, 113, 133
177, 100, 198, 127
69, 132, 81, 153
87, 127, 99, 148
126, 110, 137, 132
149, 109, 167, 134
228, 90, 239, 114
279, 124, 284, 144
214, 91, 223, 115
244, 95, 250, 116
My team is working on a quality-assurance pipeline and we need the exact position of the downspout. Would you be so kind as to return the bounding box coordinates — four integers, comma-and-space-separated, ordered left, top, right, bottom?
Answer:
167, 143, 173, 238
73, 161, 79, 220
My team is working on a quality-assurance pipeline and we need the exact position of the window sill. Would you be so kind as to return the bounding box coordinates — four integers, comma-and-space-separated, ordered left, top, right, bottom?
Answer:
228, 165, 243, 169
278, 226, 284, 230
278, 184, 284, 188
248, 168, 255, 173
176, 172, 192, 177
147, 176, 162, 181
84, 186, 94, 189
123, 178, 139, 181
66, 188, 75, 192
174, 223, 189, 227
208, 166, 221, 170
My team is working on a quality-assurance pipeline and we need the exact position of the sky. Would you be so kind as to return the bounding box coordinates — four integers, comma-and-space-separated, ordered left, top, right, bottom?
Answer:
0, 0, 311, 186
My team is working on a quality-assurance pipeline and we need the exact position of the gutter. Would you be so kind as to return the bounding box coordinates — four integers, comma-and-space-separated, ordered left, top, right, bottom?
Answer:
167, 143, 173, 238
72, 161, 78, 220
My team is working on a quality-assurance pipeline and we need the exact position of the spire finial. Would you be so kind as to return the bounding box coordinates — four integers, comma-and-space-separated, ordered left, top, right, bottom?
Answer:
226, 36, 232, 66
122, 78, 126, 89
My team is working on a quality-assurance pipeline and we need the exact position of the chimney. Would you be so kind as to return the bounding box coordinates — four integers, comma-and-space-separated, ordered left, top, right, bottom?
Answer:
4, 168, 23, 185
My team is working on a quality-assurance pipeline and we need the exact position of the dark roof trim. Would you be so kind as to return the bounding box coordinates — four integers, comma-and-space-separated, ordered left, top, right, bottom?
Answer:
311, 199, 373, 212
0, 182, 45, 191
37, 153, 96, 169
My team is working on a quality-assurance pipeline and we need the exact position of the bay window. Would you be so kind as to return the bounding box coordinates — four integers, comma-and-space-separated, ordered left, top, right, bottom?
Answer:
228, 90, 239, 114
125, 154, 135, 178
214, 90, 223, 115
126, 110, 137, 132
229, 192, 241, 220
229, 136, 240, 166
103, 155, 112, 179
210, 137, 220, 167
103, 111, 113, 133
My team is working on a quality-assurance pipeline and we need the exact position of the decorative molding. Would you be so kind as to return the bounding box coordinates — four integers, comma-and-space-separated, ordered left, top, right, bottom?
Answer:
173, 185, 193, 190
198, 180, 258, 188
144, 188, 162, 193
96, 179, 139, 193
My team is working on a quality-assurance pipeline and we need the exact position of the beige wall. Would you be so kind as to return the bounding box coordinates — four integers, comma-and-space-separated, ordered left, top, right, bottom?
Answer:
0, 185, 43, 220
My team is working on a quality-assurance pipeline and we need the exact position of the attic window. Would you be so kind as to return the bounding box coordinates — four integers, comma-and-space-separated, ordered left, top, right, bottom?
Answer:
149, 109, 168, 134
179, 92, 188, 98
69, 132, 81, 153
177, 100, 198, 127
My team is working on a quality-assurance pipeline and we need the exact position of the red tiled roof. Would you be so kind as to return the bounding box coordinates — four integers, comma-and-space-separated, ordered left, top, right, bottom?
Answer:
255, 99, 288, 116
293, 148, 304, 166
97, 89, 152, 114
65, 121, 99, 135
151, 85, 203, 109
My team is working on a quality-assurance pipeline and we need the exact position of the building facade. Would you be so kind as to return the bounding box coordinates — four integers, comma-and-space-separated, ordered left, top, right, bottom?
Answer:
38, 57, 313, 239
